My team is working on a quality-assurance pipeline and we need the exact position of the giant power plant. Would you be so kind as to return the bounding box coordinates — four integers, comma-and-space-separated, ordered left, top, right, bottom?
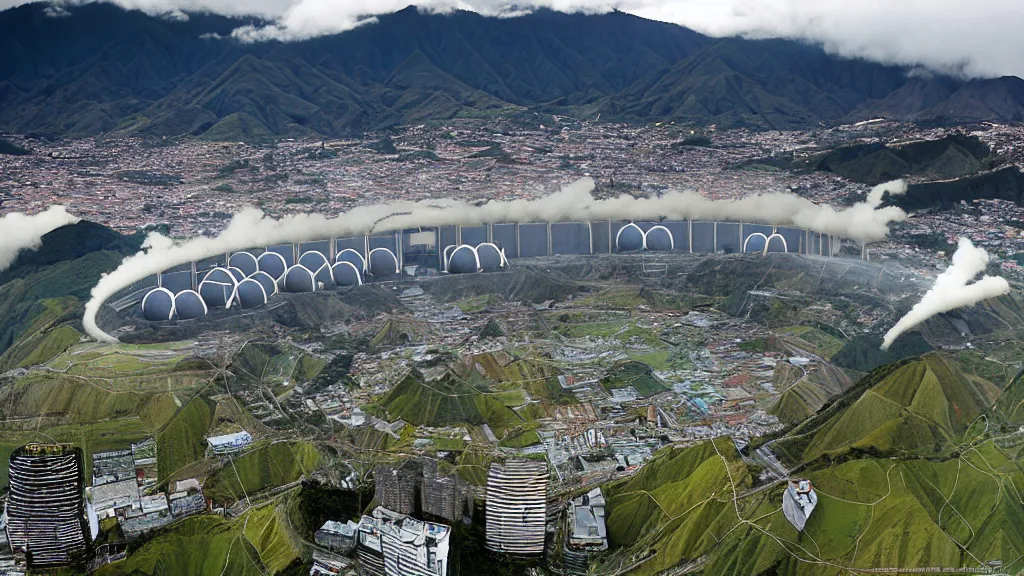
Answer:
137, 219, 847, 321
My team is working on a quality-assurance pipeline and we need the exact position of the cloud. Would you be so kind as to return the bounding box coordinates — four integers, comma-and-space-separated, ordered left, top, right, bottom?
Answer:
0, 206, 80, 272
83, 177, 907, 342
881, 238, 1012, 350
2, 0, 1022, 77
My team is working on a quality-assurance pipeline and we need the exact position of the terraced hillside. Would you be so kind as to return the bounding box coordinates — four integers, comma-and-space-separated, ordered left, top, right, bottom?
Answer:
95, 501, 300, 576
602, 425, 1024, 574
230, 342, 326, 397
204, 441, 321, 504
378, 369, 541, 447
773, 354, 1000, 465
0, 340, 217, 485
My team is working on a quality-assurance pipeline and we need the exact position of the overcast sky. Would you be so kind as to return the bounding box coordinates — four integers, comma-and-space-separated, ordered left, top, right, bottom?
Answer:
4, 0, 1021, 78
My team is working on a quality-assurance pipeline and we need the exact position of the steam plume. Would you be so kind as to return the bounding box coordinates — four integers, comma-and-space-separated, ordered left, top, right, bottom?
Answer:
881, 238, 1011, 350
0, 206, 80, 272
84, 177, 907, 342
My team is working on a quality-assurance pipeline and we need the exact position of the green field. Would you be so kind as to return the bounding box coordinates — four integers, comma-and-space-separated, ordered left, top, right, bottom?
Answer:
157, 396, 216, 481
204, 441, 320, 504
95, 501, 301, 576
600, 361, 668, 398
776, 326, 846, 359
600, 434, 1024, 575
0, 324, 80, 370
774, 354, 999, 465
231, 342, 325, 396
379, 370, 534, 439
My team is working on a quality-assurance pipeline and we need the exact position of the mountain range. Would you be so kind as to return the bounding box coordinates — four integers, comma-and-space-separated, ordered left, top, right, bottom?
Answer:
3, 3, 1024, 141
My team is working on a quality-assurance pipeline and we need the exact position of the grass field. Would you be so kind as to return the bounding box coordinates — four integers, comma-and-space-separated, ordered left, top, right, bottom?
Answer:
776, 326, 846, 359
204, 441, 320, 504
600, 361, 668, 398
774, 355, 999, 465
231, 342, 326, 397
380, 371, 533, 438
0, 418, 151, 486
601, 435, 1024, 575
95, 500, 302, 576
0, 324, 80, 371
242, 502, 301, 574
157, 396, 216, 481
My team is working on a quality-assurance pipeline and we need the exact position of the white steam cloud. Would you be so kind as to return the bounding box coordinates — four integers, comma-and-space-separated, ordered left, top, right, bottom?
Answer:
4, 0, 1024, 78
83, 177, 907, 342
0, 206, 80, 272
881, 238, 1011, 351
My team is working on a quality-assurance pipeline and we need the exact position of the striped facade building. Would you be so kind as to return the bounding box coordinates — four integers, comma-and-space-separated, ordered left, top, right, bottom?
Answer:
485, 459, 549, 555
5, 444, 89, 569
356, 507, 449, 576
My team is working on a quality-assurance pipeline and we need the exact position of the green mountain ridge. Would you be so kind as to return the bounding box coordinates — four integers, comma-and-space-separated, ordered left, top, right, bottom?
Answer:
773, 354, 1000, 465
4, 4, 1024, 140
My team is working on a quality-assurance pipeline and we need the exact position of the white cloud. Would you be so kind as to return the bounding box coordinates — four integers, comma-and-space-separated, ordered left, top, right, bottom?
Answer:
3, 0, 1023, 78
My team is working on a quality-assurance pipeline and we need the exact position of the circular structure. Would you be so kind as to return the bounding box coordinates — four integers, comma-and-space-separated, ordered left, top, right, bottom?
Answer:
616, 223, 644, 252
227, 267, 247, 283
299, 251, 333, 289
368, 248, 399, 278
476, 243, 505, 272
447, 245, 479, 274
743, 233, 768, 254
257, 252, 288, 281
228, 252, 259, 277
332, 261, 362, 286
173, 290, 208, 320
766, 233, 788, 253
198, 277, 236, 309
283, 264, 317, 293
645, 226, 674, 252
249, 271, 278, 298
298, 251, 330, 274
336, 249, 365, 273
202, 267, 236, 285
234, 278, 268, 309
141, 287, 175, 321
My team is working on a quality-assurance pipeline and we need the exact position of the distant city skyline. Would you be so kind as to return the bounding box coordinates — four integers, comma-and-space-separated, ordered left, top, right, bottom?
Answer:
1, 0, 1021, 79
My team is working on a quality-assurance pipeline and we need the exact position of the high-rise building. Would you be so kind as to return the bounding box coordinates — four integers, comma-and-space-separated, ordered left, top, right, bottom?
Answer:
5, 444, 89, 569
485, 459, 548, 555
374, 460, 421, 515
421, 460, 473, 524
356, 507, 450, 576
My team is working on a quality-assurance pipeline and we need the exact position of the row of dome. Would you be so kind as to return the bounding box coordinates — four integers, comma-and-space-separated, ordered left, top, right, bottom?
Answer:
140, 247, 400, 321
140, 228, 791, 321
615, 223, 789, 254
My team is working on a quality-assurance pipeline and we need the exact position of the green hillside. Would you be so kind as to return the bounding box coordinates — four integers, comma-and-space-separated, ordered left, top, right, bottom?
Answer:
773, 354, 999, 466
157, 396, 216, 481
0, 139, 30, 155
0, 250, 124, 355
599, 434, 1024, 575
204, 441, 320, 504
230, 342, 325, 396
600, 361, 668, 398
991, 369, 1024, 427
831, 333, 934, 372
379, 370, 529, 435
803, 134, 991, 185
0, 324, 80, 370
601, 438, 752, 575
95, 502, 302, 576
769, 364, 854, 426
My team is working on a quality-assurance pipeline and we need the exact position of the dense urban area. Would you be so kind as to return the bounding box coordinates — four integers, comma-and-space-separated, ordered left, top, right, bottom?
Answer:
1, 117, 1023, 576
